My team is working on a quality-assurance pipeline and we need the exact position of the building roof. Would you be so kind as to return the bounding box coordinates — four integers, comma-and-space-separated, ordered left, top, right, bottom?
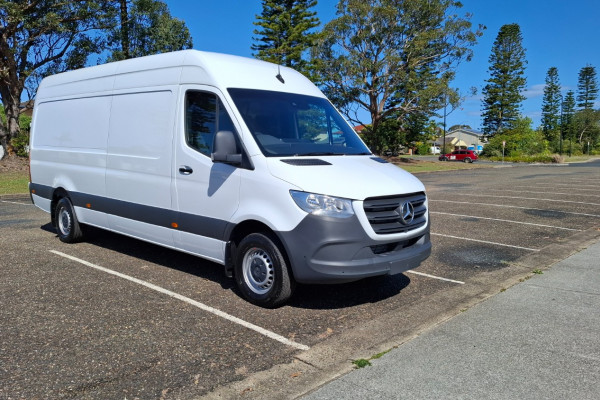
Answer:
448, 128, 483, 136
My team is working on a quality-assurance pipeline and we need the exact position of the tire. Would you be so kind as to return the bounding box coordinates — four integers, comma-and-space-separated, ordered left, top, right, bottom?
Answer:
55, 197, 84, 243
464, 157, 472, 163
234, 233, 294, 308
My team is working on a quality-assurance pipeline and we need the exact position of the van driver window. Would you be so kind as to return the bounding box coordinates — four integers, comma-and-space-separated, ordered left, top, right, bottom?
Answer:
185, 91, 236, 156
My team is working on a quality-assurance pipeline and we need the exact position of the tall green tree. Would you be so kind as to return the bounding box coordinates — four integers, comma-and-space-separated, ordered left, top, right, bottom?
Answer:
576, 65, 598, 110
575, 65, 598, 146
252, 0, 319, 76
107, 0, 192, 62
541, 67, 561, 149
561, 90, 576, 155
0, 0, 111, 158
311, 0, 483, 153
481, 23, 527, 137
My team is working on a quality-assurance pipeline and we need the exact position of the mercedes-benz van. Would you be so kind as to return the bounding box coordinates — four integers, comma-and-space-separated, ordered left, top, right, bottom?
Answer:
29, 50, 431, 307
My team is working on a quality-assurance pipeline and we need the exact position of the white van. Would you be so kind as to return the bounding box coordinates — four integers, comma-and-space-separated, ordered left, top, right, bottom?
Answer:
29, 50, 431, 307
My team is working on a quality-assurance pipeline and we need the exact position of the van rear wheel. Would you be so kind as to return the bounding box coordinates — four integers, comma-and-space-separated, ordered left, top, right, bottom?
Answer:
55, 197, 83, 243
234, 233, 294, 308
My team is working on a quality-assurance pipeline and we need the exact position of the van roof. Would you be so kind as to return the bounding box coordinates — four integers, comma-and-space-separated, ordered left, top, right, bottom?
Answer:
36, 50, 324, 100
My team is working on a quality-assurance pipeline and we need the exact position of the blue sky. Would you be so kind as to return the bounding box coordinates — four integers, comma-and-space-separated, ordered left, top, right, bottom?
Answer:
167, 0, 600, 131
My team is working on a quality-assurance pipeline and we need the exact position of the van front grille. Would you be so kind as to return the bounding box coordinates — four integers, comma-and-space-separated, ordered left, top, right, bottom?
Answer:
363, 193, 427, 235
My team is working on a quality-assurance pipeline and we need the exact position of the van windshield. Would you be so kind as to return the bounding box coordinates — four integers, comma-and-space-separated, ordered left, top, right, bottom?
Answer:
228, 88, 371, 157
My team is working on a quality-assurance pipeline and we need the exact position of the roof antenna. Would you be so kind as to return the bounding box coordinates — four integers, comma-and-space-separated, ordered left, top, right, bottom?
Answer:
276, 64, 285, 84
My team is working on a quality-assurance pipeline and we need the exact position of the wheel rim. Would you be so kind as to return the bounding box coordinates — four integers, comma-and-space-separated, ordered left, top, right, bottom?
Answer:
242, 247, 274, 295
58, 206, 71, 236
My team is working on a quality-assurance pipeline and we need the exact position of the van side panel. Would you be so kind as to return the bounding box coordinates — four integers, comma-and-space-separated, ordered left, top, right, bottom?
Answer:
30, 96, 111, 223
105, 89, 176, 246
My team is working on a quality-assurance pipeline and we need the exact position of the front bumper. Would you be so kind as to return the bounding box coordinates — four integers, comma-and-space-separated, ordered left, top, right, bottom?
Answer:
277, 213, 431, 284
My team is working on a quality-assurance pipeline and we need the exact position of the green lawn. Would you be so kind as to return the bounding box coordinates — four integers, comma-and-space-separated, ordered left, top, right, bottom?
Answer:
389, 159, 492, 174
0, 171, 29, 195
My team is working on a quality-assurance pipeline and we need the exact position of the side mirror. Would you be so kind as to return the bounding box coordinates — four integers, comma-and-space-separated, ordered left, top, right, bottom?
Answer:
211, 130, 242, 165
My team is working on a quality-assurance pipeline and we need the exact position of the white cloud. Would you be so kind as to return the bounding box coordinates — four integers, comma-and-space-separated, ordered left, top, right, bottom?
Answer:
522, 84, 545, 99
525, 110, 542, 118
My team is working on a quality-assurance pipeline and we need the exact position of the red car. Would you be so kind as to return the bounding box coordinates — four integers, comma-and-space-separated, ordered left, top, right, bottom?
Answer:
439, 150, 478, 163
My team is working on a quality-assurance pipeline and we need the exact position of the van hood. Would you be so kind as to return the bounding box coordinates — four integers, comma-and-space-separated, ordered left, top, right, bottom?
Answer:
266, 156, 425, 200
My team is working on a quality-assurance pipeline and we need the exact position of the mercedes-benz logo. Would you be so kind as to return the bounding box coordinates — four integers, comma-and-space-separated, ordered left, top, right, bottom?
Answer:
398, 201, 415, 225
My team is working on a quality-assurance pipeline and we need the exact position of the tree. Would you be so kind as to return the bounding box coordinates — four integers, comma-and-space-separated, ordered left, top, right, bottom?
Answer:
576, 65, 598, 110
561, 90, 576, 156
117, 0, 131, 59
481, 23, 527, 137
252, 0, 319, 77
312, 0, 483, 153
0, 0, 111, 158
107, 0, 192, 62
541, 67, 561, 150
483, 117, 547, 158
575, 65, 598, 146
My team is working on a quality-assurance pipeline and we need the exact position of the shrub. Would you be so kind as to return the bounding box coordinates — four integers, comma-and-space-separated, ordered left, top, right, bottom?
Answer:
415, 142, 430, 155
481, 117, 548, 157
10, 131, 30, 157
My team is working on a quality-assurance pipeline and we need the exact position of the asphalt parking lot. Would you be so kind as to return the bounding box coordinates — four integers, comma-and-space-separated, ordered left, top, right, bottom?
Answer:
1, 159, 599, 399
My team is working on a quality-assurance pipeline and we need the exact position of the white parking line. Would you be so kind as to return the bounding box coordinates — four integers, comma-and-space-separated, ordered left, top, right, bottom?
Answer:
511, 184, 600, 191
431, 233, 539, 252
50, 250, 310, 351
442, 192, 600, 206
481, 188, 600, 199
0, 200, 33, 206
430, 199, 600, 218
406, 270, 465, 285
431, 211, 581, 231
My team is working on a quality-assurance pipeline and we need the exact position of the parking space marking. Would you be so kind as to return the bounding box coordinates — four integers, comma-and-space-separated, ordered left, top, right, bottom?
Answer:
511, 184, 600, 191
430, 200, 600, 218
0, 200, 34, 206
50, 250, 310, 351
440, 192, 600, 206
406, 270, 465, 285
431, 233, 539, 252
431, 211, 581, 231
481, 188, 600, 199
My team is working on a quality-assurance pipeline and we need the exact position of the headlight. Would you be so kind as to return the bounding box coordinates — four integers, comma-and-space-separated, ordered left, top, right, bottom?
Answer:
290, 190, 354, 218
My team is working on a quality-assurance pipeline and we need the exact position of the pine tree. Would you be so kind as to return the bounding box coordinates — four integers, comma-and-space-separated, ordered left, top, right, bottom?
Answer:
481, 23, 527, 137
251, 0, 320, 76
561, 90, 576, 156
576, 65, 598, 110
575, 65, 598, 147
541, 67, 562, 149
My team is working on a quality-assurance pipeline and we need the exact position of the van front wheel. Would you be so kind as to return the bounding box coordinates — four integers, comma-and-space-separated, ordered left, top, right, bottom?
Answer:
55, 197, 83, 243
234, 233, 294, 308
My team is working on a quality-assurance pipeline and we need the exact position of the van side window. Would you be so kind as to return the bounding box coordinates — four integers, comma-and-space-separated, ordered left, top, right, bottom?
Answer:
185, 91, 237, 156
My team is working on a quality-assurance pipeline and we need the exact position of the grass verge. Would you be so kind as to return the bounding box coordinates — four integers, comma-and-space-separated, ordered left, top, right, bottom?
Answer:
0, 171, 29, 195
390, 159, 491, 174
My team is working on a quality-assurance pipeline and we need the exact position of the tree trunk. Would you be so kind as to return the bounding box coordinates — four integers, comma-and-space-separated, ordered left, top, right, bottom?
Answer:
0, 84, 23, 158
119, 0, 130, 59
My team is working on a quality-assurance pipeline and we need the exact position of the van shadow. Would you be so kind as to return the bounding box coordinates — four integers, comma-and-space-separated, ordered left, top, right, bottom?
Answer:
287, 274, 411, 310
42, 224, 411, 309
42, 224, 234, 290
